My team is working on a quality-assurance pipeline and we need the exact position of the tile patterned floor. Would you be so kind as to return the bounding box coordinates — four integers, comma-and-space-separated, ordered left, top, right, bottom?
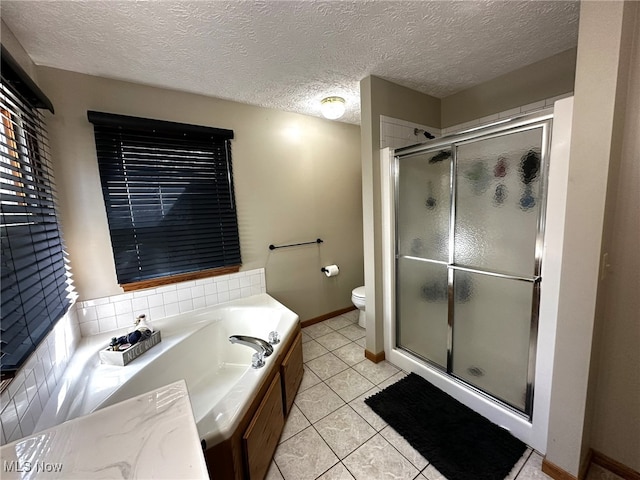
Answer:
265, 310, 556, 480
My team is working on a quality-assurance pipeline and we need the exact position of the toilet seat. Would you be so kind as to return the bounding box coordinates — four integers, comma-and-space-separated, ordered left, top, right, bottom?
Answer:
352, 286, 365, 299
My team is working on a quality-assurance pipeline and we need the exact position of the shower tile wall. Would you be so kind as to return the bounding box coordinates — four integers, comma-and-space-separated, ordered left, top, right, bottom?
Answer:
441, 93, 572, 136
0, 306, 81, 445
380, 115, 441, 149
381, 93, 572, 151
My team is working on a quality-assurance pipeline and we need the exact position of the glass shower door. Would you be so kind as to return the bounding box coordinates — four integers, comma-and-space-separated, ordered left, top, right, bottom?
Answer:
394, 118, 550, 416
452, 126, 544, 412
396, 148, 451, 368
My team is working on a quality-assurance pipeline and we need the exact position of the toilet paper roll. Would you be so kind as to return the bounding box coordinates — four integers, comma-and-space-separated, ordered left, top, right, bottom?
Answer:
322, 264, 340, 277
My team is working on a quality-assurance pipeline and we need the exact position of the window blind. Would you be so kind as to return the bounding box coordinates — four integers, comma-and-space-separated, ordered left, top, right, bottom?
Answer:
1, 59, 72, 378
87, 111, 241, 286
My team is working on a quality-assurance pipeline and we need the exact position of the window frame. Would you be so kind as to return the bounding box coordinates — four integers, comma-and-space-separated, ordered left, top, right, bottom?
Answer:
87, 111, 242, 290
1, 49, 71, 381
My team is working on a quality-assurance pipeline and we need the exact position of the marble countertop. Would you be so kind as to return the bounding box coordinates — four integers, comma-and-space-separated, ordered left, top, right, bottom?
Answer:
0, 380, 209, 479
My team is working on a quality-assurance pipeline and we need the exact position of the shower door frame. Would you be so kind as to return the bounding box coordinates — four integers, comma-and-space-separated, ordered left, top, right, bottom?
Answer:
391, 110, 553, 419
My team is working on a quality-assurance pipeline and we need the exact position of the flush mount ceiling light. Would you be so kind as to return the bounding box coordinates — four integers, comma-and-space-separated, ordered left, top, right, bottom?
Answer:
320, 96, 346, 120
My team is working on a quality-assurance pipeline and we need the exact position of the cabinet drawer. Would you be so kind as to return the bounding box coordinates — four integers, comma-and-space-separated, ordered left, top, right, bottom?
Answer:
280, 332, 303, 416
243, 372, 284, 480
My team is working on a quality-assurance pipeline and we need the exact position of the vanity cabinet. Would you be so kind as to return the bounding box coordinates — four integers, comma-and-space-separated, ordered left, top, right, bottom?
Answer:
243, 372, 284, 480
280, 332, 303, 415
205, 324, 303, 480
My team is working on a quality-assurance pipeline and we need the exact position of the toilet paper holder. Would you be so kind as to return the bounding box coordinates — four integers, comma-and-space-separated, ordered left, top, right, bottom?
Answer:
321, 265, 340, 277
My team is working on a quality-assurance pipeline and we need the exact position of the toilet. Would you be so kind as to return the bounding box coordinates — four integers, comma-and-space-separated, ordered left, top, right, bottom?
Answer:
351, 286, 366, 329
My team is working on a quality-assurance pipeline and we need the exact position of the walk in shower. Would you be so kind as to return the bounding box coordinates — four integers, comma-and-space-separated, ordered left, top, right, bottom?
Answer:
383, 111, 555, 427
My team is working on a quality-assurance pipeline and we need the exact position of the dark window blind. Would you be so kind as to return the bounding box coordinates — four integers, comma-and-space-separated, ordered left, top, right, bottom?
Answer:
87, 111, 241, 285
1, 68, 72, 378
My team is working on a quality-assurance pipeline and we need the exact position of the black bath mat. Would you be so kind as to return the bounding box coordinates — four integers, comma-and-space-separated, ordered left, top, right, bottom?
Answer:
364, 372, 526, 480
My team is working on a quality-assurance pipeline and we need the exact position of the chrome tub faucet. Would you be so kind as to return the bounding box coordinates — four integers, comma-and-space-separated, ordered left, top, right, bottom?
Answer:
229, 335, 275, 368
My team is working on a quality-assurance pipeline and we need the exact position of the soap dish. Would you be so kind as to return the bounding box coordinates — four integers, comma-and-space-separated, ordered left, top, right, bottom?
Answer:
99, 330, 162, 366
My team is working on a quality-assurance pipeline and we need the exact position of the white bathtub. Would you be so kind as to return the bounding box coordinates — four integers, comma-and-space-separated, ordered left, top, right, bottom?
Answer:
36, 294, 299, 446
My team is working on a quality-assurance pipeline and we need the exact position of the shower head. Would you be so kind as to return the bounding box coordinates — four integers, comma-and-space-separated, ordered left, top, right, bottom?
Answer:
414, 128, 435, 140
429, 150, 452, 163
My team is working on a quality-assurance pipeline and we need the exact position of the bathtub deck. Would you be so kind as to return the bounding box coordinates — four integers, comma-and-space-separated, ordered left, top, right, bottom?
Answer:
189, 363, 248, 424
265, 309, 552, 480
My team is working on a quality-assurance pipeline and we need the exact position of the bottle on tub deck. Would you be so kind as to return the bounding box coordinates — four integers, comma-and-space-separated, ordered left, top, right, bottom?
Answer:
111, 314, 154, 350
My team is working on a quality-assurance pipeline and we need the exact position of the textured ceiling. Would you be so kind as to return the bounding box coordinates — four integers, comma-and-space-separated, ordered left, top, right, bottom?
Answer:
1, 1, 579, 124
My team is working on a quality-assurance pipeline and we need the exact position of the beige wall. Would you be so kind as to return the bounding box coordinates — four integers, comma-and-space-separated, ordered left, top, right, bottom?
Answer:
587, 1, 640, 471
441, 48, 576, 128
36, 67, 363, 321
545, 1, 637, 475
360, 75, 440, 354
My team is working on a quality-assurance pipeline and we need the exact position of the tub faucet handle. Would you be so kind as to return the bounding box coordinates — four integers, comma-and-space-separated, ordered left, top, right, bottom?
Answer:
268, 331, 280, 345
251, 352, 265, 369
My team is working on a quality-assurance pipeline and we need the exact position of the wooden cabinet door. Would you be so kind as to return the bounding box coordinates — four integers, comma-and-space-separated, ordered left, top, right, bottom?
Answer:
242, 372, 284, 480
280, 332, 303, 416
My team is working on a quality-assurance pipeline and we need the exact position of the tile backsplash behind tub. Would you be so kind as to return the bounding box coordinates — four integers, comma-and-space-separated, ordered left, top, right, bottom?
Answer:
1, 305, 81, 445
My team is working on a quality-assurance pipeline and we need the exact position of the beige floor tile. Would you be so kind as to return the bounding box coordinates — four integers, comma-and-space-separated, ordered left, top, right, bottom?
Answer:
303, 322, 335, 339
294, 382, 345, 423
338, 324, 366, 341
298, 366, 322, 393
306, 352, 350, 380
352, 359, 400, 385
422, 464, 447, 480
342, 434, 419, 480
274, 426, 338, 480
505, 448, 532, 480
316, 462, 356, 480
325, 368, 375, 403
315, 331, 352, 351
279, 404, 310, 443
301, 331, 312, 343
323, 315, 354, 331
516, 451, 553, 479
340, 310, 359, 323
265, 461, 284, 480
348, 387, 387, 431
332, 342, 366, 366
315, 405, 376, 459
303, 339, 330, 362
377, 370, 408, 390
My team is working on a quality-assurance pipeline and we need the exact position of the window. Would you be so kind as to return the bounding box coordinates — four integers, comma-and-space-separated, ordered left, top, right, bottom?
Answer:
88, 111, 241, 289
1, 48, 72, 379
